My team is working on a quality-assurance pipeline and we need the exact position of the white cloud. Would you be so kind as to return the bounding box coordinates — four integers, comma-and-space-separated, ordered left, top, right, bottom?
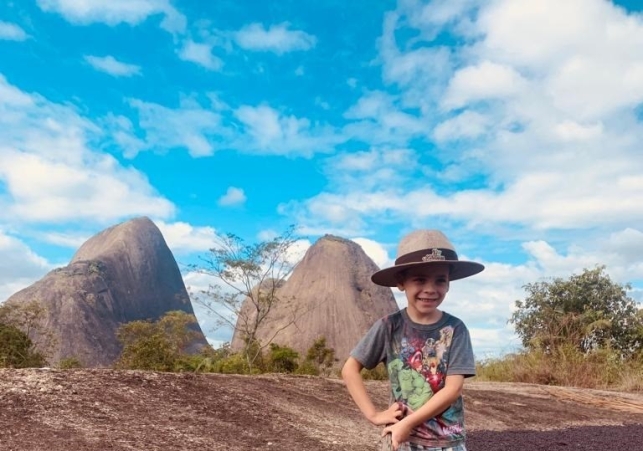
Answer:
286, 239, 312, 269
235, 104, 341, 157
321, 148, 419, 194
154, 220, 217, 255
290, 0, 643, 240
0, 75, 175, 224
0, 231, 52, 302
342, 91, 426, 145
351, 237, 391, 269
604, 228, 643, 265
84, 55, 141, 77
554, 120, 603, 142
109, 98, 340, 159
409, 0, 480, 28
0, 150, 174, 223
217, 187, 246, 207
234, 22, 316, 54
41, 231, 89, 248
37, 0, 186, 33
125, 98, 225, 157
442, 61, 527, 110
475, 0, 643, 119
433, 110, 490, 142
0, 21, 29, 41
178, 40, 223, 71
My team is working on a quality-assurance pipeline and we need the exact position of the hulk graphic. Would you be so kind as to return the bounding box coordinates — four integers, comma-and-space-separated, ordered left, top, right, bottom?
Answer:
388, 358, 432, 410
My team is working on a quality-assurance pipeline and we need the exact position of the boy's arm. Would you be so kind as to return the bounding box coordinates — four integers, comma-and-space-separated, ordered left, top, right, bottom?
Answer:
341, 356, 402, 426
382, 374, 464, 448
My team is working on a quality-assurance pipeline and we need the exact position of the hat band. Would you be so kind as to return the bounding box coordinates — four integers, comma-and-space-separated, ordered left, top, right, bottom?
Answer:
395, 248, 458, 265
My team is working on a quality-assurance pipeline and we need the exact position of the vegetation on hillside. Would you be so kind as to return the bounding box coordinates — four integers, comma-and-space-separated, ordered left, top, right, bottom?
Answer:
114, 310, 201, 371
114, 311, 338, 376
477, 267, 643, 390
5, 262, 642, 392
0, 301, 49, 368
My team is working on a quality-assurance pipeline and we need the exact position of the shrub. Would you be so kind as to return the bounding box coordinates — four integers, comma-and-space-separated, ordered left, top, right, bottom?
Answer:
296, 360, 320, 376
0, 323, 46, 368
58, 357, 83, 369
297, 337, 336, 376
0, 300, 53, 366
361, 363, 388, 380
216, 353, 251, 374
115, 311, 200, 371
267, 343, 299, 373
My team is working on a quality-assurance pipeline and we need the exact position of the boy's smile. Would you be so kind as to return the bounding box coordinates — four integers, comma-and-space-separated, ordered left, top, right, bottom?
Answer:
397, 264, 450, 324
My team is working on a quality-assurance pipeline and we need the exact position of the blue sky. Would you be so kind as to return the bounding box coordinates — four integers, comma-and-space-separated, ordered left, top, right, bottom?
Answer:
2, 0, 643, 357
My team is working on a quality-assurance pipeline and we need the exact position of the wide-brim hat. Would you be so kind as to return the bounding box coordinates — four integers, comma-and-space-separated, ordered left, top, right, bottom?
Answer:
371, 230, 485, 287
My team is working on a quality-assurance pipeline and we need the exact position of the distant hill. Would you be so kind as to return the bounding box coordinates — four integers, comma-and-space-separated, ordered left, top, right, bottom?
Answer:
5, 216, 207, 367
231, 235, 399, 362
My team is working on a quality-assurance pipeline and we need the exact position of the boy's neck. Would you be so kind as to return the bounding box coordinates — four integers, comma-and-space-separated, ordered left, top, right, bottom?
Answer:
405, 308, 443, 325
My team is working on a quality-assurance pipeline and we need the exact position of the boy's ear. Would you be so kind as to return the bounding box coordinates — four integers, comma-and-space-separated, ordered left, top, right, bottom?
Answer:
394, 270, 406, 290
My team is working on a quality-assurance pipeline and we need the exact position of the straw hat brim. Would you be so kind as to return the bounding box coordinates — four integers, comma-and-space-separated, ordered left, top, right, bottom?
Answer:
371, 260, 485, 287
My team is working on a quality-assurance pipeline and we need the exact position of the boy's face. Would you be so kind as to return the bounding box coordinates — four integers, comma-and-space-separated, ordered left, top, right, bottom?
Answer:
396, 264, 450, 324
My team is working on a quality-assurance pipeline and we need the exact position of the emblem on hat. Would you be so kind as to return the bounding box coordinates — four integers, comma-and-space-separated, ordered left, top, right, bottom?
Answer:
422, 249, 445, 262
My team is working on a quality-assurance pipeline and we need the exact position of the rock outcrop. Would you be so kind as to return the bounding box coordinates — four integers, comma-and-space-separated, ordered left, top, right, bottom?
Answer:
5, 217, 207, 367
231, 235, 399, 362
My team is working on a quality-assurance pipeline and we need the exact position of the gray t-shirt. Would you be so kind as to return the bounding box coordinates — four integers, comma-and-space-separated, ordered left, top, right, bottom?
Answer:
350, 309, 475, 448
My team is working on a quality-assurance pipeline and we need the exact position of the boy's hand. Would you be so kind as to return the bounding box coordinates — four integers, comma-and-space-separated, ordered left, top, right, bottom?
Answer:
368, 402, 403, 426
382, 420, 413, 450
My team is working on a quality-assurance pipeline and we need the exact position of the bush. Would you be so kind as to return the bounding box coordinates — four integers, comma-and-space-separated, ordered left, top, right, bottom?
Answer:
58, 357, 83, 369
0, 300, 52, 367
0, 323, 46, 368
216, 353, 251, 374
297, 337, 336, 376
115, 311, 200, 371
267, 343, 299, 373
296, 360, 320, 376
361, 363, 388, 380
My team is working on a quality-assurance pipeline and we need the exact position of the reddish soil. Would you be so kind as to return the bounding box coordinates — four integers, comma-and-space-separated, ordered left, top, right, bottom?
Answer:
1, 369, 642, 451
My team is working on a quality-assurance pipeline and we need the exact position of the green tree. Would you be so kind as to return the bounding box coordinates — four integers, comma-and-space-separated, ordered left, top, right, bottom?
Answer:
0, 323, 46, 368
267, 343, 299, 373
306, 337, 335, 369
0, 301, 51, 367
115, 310, 200, 371
510, 266, 643, 356
192, 226, 305, 372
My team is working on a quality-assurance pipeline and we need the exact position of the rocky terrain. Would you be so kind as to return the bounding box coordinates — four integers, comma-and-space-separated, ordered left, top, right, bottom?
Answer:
1, 369, 642, 451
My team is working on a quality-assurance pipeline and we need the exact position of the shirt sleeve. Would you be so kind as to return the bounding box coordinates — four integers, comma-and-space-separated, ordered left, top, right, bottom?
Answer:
447, 320, 476, 377
349, 318, 388, 370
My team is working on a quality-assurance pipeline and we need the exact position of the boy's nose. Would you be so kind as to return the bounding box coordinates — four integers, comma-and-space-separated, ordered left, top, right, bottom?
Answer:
422, 282, 437, 292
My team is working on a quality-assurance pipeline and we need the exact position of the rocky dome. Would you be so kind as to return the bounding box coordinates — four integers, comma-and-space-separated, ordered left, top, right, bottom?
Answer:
231, 235, 399, 362
5, 216, 207, 367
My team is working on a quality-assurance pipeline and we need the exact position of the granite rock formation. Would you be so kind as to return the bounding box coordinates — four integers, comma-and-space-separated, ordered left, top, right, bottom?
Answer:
5, 217, 207, 367
231, 235, 399, 362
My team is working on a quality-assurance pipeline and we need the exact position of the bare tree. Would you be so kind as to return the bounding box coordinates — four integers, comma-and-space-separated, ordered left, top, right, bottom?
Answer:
191, 226, 305, 371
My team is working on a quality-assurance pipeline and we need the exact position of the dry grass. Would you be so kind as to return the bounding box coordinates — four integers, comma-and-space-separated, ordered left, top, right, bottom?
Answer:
476, 346, 643, 391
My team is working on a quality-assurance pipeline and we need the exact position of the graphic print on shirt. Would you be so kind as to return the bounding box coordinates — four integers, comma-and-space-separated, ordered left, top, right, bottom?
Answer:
388, 325, 463, 440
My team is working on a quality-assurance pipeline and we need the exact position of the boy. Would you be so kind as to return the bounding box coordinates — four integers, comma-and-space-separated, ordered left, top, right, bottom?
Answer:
342, 230, 484, 451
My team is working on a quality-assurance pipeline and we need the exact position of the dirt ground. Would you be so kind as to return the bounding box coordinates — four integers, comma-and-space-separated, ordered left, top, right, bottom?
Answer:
1, 369, 642, 451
